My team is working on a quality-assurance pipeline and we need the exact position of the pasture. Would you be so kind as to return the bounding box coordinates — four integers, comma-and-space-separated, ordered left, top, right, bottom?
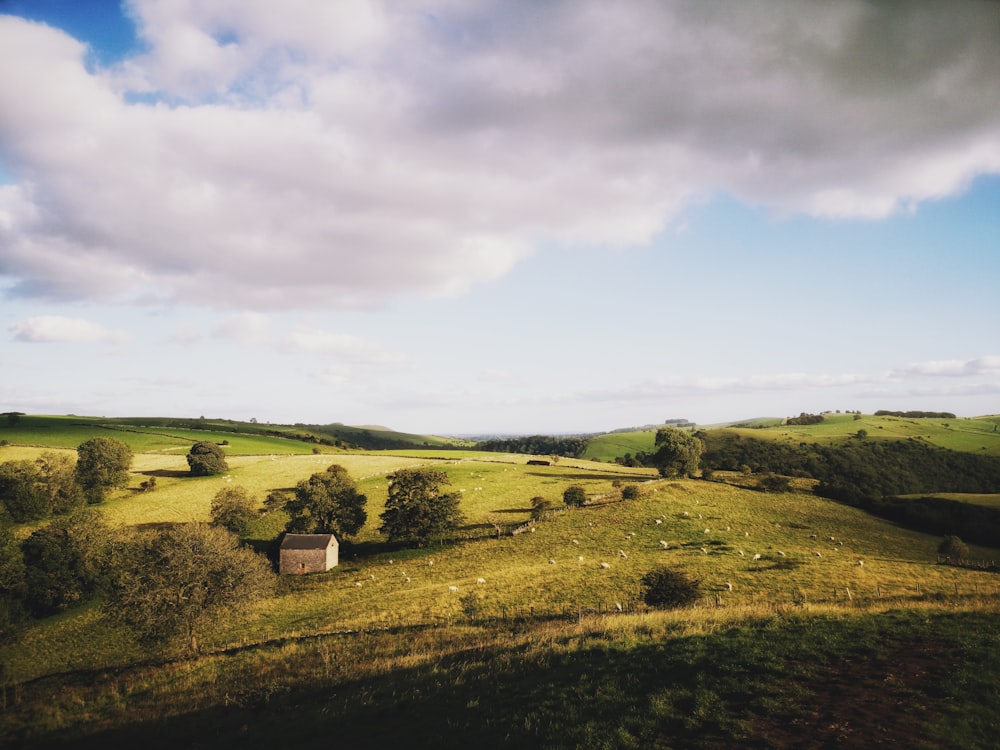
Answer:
4, 417, 1000, 747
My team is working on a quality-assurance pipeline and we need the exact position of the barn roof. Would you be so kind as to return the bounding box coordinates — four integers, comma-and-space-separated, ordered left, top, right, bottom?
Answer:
280, 533, 337, 550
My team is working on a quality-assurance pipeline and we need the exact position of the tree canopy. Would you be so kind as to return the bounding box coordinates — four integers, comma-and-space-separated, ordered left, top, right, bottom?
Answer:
102, 523, 274, 654
187, 441, 229, 476
379, 468, 465, 546
210, 486, 258, 535
75, 437, 133, 503
284, 464, 367, 538
652, 427, 704, 478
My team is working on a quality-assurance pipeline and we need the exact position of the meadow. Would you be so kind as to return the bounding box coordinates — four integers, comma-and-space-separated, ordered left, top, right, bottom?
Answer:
2, 415, 1000, 747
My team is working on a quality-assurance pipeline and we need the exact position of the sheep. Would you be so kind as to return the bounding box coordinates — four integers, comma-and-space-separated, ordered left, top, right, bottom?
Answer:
448, 585, 459, 592
655, 519, 663, 525
403, 576, 411, 583
477, 577, 486, 584
724, 582, 733, 591
857, 560, 864, 567
571, 539, 579, 545
600, 562, 611, 569
355, 582, 363, 587
619, 550, 628, 559
737, 550, 745, 556
614, 602, 623, 612
369, 574, 376, 581
814, 552, 822, 558
700, 547, 709, 555
549, 558, 556, 565
704, 528, 711, 534
659, 540, 670, 549
578, 556, 585, 562
682, 511, 690, 517
777, 550, 786, 557
752, 553, 761, 561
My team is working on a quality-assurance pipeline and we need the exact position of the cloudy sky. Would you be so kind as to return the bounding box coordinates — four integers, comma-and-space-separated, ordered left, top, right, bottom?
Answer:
1, 0, 998, 436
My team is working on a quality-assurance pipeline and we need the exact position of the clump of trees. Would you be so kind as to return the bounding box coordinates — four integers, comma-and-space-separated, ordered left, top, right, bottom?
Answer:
284, 465, 367, 538
651, 427, 704, 478
875, 410, 956, 419
102, 523, 274, 655
379, 469, 464, 546
187, 441, 228, 476
785, 413, 825, 426
476, 435, 588, 458
75, 437, 133, 503
938, 535, 970, 560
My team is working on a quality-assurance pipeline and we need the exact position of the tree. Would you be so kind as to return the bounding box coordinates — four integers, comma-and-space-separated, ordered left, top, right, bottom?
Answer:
379, 468, 465, 546
0, 460, 45, 522
102, 523, 274, 655
76, 437, 133, 503
22, 509, 108, 616
35, 452, 84, 516
284, 465, 367, 538
187, 441, 228, 476
938, 535, 970, 560
210, 486, 258, 535
621, 484, 641, 500
1, 412, 24, 427
530, 495, 556, 520
641, 567, 701, 609
652, 427, 704, 478
562, 485, 587, 507
0, 516, 27, 640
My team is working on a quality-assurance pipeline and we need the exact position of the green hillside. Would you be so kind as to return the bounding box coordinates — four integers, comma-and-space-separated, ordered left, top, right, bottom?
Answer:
582, 429, 658, 461
3, 416, 1000, 747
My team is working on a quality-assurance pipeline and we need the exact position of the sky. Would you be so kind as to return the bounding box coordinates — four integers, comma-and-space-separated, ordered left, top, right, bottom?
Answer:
0, 0, 998, 437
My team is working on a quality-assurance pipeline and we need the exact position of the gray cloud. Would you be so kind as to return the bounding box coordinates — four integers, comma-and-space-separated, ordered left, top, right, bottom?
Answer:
1, 1, 998, 309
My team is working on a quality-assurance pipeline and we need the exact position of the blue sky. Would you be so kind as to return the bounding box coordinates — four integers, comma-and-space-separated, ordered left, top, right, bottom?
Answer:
1, 1, 998, 436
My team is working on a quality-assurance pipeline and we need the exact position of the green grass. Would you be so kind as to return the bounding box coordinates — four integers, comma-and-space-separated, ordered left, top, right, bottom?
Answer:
582, 430, 658, 461
4, 421, 1000, 747
726, 413, 1000, 456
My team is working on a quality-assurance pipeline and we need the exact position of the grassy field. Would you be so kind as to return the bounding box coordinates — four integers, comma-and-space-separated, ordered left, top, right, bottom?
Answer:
723, 413, 1000, 456
3, 415, 1000, 747
582, 430, 658, 461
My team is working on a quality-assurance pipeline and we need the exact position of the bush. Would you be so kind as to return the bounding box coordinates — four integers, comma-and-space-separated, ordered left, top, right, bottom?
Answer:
530, 496, 555, 520
562, 485, 586, 507
187, 441, 228, 476
641, 567, 701, 609
755, 474, 791, 493
939, 535, 970, 560
621, 484, 640, 500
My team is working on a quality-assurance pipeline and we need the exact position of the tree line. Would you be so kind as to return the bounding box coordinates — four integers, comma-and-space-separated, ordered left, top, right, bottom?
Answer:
475, 435, 588, 457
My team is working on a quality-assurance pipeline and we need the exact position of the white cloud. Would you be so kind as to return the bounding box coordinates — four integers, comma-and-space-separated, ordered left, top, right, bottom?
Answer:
9, 315, 129, 344
0, 2, 998, 309
892, 356, 1000, 378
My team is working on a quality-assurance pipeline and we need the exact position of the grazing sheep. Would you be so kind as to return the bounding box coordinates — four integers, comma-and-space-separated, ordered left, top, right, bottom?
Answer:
737, 550, 745, 556
828, 536, 835, 541
659, 540, 670, 549
682, 511, 690, 517
724, 582, 733, 591
578, 556, 585, 562
369, 574, 376, 580
428, 560, 434, 566
549, 558, 556, 565
814, 552, 822, 558
704, 528, 711, 534
404, 576, 411, 583
619, 550, 628, 559
355, 582, 363, 587
600, 562, 611, 569
700, 547, 709, 555
614, 602, 623, 612
477, 577, 486, 584
449, 585, 459, 592
777, 551, 786, 557
857, 560, 864, 567
752, 553, 761, 561
655, 519, 663, 525
571, 539, 579, 545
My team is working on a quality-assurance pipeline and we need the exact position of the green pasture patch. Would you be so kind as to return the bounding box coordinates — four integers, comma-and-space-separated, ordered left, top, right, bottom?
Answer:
583, 430, 658, 461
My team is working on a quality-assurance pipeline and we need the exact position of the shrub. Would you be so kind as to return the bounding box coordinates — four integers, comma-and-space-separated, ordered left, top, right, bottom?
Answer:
756, 474, 791, 493
939, 535, 970, 560
530, 496, 555, 520
187, 441, 228, 476
641, 567, 701, 609
562, 485, 586, 507
621, 484, 640, 500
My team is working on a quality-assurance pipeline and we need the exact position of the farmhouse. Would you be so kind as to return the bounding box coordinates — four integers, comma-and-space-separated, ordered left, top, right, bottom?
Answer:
279, 533, 339, 574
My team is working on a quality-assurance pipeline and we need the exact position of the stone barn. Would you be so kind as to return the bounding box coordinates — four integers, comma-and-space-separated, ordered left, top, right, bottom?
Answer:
279, 533, 339, 574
